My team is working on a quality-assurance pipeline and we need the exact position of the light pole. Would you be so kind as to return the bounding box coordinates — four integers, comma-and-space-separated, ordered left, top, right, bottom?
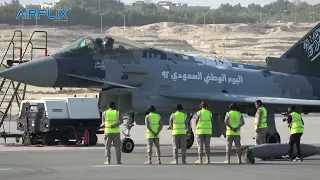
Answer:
203, 12, 206, 25
258, 13, 262, 23
100, 13, 103, 34
99, 0, 102, 33
123, 13, 126, 27
310, 12, 315, 23
203, 12, 208, 42
282, 10, 288, 22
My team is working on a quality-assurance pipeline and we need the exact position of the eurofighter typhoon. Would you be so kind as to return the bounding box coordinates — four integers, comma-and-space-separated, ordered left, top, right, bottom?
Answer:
1, 22, 320, 152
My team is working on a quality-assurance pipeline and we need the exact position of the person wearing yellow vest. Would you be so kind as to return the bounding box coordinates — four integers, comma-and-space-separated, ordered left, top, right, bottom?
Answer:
169, 104, 188, 164
144, 105, 163, 164
193, 101, 212, 164
282, 105, 304, 161
101, 102, 123, 165
254, 100, 268, 145
224, 103, 245, 164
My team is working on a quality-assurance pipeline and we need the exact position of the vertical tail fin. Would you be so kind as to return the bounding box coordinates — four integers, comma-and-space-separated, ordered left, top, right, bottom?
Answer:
280, 22, 320, 77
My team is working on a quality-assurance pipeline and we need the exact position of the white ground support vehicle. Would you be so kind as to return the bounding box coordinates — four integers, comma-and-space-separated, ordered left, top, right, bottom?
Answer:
17, 97, 103, 146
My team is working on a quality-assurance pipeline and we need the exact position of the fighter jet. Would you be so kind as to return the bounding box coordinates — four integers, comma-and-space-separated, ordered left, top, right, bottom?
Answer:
1, 22, 320, 152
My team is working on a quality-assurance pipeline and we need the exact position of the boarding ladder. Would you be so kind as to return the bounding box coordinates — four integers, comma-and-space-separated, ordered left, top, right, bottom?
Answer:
0, 30, 48, 140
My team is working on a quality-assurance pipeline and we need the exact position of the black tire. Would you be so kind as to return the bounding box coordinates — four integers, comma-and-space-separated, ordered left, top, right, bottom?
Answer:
30, 136, 37, 145
121, 138, 134, 153
60, 136, 69, 145
186, 131, 194, 149
266, 132, 281, 144
42, 133, 55, 146
89, 133, 98, 146
275, 132, 281, 143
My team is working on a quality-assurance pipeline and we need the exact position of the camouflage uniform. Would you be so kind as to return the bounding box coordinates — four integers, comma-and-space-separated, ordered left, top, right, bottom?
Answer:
102, 108, 123, 164
105, 134, 122, 163
145, 113, 163, 164
169, 112, 188, 164
193, 110, 212, 164
255, 107, 268, 145
224, 111, 245, 163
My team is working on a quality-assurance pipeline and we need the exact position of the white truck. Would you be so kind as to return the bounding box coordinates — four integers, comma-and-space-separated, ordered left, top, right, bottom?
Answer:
17, 97, 103, 146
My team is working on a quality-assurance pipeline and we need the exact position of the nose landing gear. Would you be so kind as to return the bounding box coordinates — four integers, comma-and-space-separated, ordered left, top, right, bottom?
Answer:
120, 113, 135, 153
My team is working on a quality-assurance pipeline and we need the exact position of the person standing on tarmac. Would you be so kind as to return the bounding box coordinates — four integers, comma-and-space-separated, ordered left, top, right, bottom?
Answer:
101, 102, 123, 165
224, 103, 245, 164
282, 105, 304, 161
254, 100, 268, 145
144, 105, 163, 164
193, 101, 212, 164
169, 104, 188, 164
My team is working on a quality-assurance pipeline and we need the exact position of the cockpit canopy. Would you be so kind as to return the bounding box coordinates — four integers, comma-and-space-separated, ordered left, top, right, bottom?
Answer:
53, 34, 147, 55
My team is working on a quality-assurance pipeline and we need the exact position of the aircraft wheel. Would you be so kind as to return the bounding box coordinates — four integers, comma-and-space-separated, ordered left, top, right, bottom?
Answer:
275, 133, 281, 143
186, 131, 194, 149
266, 133, 280, 144
42, 133, 55, 146
121, 138, 134, 153
89, 133, 98, 146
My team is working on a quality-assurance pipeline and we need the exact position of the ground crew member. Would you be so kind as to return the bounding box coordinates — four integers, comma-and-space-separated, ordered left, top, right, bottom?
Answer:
282, 105, 304, 161
224, 103, 245, 164
145, 105, 163, 164
193, 101, 212, 164
101, 102, 123, 165
169, 104, 188, 164
254, 100, 268, 145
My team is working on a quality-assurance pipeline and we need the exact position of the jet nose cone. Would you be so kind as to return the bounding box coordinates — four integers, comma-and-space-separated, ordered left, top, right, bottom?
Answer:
0, 56, 58, 87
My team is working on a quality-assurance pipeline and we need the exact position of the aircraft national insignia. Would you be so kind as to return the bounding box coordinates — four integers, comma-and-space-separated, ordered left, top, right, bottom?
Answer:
94, 60, 105, 70
301, 26, 320, 61
161, 71, 243, 85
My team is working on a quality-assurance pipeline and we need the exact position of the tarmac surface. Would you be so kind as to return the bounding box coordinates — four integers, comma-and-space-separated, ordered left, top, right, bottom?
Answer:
0, 147, 319, 180
2, 113, 320, 146
0, 114, 320, 180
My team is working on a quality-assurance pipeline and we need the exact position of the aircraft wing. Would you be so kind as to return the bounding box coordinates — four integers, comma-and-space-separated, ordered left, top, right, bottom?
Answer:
160, 92, 320, 106
66, 74, 137, 89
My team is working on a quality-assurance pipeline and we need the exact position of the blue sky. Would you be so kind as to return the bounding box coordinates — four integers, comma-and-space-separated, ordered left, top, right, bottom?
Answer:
1, 0, 319, 8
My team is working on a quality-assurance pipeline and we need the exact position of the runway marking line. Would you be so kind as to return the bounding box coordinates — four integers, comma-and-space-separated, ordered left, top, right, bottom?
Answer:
0, 168, 12, 171
92, 165, 121, 167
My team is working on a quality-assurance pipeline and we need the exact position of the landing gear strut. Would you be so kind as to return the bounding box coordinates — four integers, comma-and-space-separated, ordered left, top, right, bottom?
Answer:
120, 113, 135, 153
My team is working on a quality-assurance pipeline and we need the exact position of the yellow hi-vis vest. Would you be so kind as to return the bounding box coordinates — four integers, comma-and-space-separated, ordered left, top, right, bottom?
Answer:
254, 107, 267, 129
172, 111, 186, 135
146, 112, 160, 139
196, 109, 212, 135
290, 112, 304, 135
226, 110, 241, 136
104, 109, 120, 134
